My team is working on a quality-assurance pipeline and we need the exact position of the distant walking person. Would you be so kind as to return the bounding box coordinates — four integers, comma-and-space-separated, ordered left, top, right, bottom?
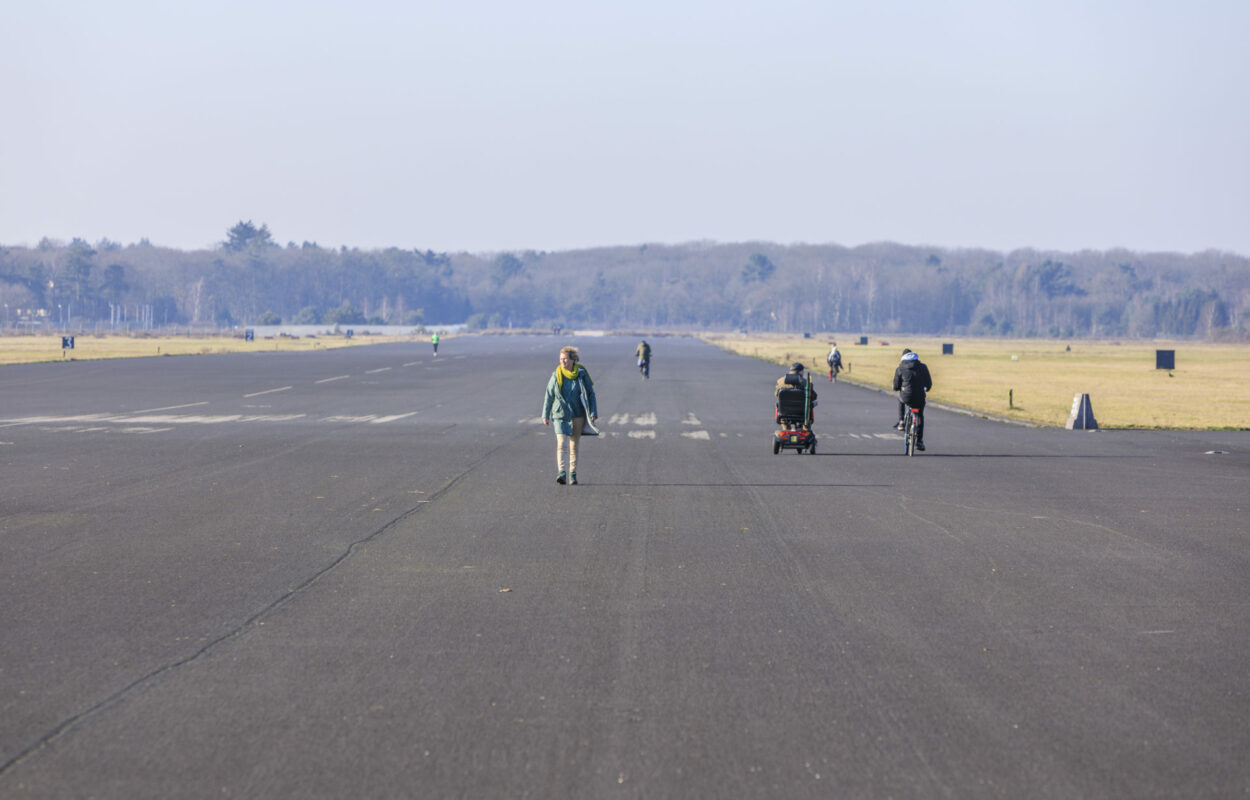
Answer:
542, 346, 599, 485
636, 339, 652, 379
893, 348, 933, 450
431, 331, 439, 356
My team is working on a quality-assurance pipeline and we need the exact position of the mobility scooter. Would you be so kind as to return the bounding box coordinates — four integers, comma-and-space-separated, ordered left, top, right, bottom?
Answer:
773, 372, 817, 455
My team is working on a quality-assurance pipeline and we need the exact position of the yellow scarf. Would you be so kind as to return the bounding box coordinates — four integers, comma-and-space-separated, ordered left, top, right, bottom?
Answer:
556, 364, 591, 387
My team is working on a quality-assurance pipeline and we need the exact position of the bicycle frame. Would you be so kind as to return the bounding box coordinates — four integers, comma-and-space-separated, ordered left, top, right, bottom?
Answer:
903, 406, 921, 456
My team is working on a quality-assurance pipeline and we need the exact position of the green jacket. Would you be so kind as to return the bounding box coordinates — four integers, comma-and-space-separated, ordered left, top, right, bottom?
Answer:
542, 366, 598, 435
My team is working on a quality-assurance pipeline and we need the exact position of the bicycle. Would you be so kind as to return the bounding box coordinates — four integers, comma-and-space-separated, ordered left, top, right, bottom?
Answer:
902, 405, 921, 456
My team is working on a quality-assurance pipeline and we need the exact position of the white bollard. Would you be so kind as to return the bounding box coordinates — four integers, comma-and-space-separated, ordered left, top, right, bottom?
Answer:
1066, 393, 1098, 430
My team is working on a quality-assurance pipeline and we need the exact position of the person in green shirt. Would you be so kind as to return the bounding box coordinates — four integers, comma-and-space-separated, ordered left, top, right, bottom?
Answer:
635, 339, 652, 379
431, 331, 439, 356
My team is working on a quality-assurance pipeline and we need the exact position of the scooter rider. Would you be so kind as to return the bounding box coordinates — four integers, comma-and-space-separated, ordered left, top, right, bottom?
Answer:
776, 362, 817, 428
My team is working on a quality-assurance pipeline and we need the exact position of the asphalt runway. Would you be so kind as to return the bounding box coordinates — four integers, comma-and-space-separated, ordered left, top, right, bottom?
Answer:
1, 334, 1247, 798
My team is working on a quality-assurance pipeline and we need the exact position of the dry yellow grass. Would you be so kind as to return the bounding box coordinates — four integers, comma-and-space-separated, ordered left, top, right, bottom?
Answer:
0, 333, 420, 364
704, 333, 1250, 430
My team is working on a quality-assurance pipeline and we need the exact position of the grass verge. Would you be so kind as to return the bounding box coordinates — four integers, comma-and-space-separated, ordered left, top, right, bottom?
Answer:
703, 333, 1250, 430
0, 333, 419, 364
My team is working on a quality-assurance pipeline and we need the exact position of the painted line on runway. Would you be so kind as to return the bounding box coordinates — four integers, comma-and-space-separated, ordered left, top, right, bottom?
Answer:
316, 375, 350, 384
243, 386, 293, 398
0, 414, 110, 428
134, 401, 209, 414
127, 414, 307, 424
681, 430, 711, 440
682, 413, 702, 425
365, 367, 392, 374
628, 430, 657, 439
371, 412, 418, 423
2, 413, 308, 429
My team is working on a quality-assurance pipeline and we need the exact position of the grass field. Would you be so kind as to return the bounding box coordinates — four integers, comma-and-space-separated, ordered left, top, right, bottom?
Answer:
703, 333, 1250, 430
0, 332, 416, 364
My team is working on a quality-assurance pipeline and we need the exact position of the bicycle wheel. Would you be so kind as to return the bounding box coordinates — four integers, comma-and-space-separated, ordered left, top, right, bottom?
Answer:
906, 412, 917, 456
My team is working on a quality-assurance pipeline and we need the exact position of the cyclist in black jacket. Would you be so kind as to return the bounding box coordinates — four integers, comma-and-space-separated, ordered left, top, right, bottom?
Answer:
892, 348, 932, 450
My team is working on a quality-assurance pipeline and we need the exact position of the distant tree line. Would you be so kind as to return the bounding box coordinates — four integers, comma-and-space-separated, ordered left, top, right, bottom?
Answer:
1, 222, 1246, 339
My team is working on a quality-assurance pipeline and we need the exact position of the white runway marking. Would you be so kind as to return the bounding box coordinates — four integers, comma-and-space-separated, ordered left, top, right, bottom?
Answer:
134, 401, 209, 413
128, 414, 307, 424
632, 412, 657, 426
316, 375, 350, 384
243, 386, 292, 398
0, 414, 110, 428
608, 413, 631, 425
371, 412, 418, 423
365, 367, 392, 374
681, 430, 711, 440
628, 430, 657, 439
682, 413, 702, 425
1, 411, 427, 432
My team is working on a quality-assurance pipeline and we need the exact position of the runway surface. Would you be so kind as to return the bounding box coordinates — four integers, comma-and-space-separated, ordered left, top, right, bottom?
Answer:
1, 334, 1247, 798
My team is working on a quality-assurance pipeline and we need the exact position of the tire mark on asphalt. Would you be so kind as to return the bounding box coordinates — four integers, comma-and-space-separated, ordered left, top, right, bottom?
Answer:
897, 497, 968, 544
0, 428, 529, 779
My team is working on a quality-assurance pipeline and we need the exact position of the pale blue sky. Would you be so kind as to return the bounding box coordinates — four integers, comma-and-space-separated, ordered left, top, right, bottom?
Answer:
3, 1, 1247, 254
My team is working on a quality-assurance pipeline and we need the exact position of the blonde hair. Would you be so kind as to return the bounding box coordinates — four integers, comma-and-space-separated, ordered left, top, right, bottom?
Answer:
560, 346, 579, 363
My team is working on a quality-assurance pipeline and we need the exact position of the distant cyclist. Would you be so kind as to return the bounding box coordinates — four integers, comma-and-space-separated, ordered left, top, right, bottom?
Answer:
635, 339, 652, 379
892, 348, 932, 450
826, 343, 842, 381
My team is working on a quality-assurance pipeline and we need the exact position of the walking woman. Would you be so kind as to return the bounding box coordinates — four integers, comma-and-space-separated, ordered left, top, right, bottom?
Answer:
541, 346, 599, 485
